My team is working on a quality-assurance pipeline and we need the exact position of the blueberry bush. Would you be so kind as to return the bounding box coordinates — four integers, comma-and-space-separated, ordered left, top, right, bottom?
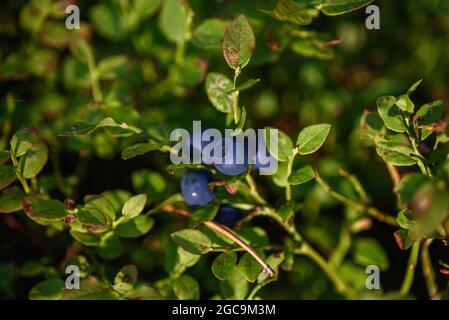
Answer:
1, 0, 449, 300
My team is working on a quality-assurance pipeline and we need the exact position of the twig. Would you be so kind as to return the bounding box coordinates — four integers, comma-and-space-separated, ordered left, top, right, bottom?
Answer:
295, 243, 358, 300
400, 241, 421, 297
386, 163, 401, 186
161, 204, 275, 278
315, 171, 398, 227
421, 239, 440, 299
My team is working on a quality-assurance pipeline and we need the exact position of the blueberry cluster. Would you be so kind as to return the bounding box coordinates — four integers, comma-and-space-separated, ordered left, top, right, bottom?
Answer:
179, 131, 274, 226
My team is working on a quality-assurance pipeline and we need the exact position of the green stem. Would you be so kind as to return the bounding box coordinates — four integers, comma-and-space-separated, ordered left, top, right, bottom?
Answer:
10, 153, 31, 194
295, 243, 358, 300
329, 225, 351, 269
86, 53, 103, 102
421, 239, 440, 300
245, 175, 267, 206
400, 241, 421, 297
232, 68, 241, 124
285, 149, 298, 202
315, 172, 399, 227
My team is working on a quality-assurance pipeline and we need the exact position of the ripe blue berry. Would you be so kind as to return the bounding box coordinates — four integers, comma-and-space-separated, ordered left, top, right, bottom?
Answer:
214, 205, 243, 228
180, 170, 214, 206
213, 136, 249, 176
252, 135, 275, 171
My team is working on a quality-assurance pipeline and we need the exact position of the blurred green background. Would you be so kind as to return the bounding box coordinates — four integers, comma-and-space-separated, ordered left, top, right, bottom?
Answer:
1, 0, 449, 299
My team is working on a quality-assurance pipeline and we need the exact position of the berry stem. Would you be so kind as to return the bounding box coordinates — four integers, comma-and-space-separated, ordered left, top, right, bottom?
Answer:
421, 239, 440, 299
400, 240, 421, 297
314, 171, 399, 227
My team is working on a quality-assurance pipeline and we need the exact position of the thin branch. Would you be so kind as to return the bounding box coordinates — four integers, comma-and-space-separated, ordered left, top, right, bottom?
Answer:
386, 163, 401, 186
400, 241, 421, 297
315, 171, 398, 227
421, 239, 440, 299
161, 204, 275, 278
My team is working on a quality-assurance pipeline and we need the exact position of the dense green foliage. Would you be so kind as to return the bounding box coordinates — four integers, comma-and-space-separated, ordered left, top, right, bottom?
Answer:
1, 0, 449, 300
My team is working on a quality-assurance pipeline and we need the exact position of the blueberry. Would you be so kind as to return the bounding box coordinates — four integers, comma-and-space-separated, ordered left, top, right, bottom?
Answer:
214, 205, 243, 228
252, 135, 275, 171
181, 170, 214, 206
213, 136, 249, 176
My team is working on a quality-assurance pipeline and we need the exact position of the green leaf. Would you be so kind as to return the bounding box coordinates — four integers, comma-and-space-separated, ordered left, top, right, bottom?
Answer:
70, 230, 103, 246
228, 79, 260, 94
377, 96, 406, 133
121, 141, 163, 160
288, 165, 315, 185
257, 252, 285, 284
62, 277, 117, 300
171, 229, 213, 255
360, 111, 384, 133
59, 117, 118, 136
320, 0, 374, 16
101, 189, 131, 215
266, 127, 293, 162
375, 135, 416, 166
27, 198, 68, 222
85, 195, 116, 221
0, 150, 10, 165
272, 161, 289, 187
397, 209, 415, 230
165, 245, 201, 275
238, 251, 264, 283
0, 165, 16, 190
223, 15, 255, 70
353, 238, 389, 271
97, 55, 128, 80
159, 0, 188, 44
72, 207, 110, 233
90, 4, 127, 41
115, 216, 154, 238
394, 173, 428, 207
0, 186, 24, 213
122, 194, 147, 219
190, 204, 219, 228
192, 19, 225, 50
296, 123, 331, 155
114, 265, 138, 286
375, 146, 416, 166
205, 72, 234, 113
396, 94, 415, 113
97, 236, 124, 260
219, 266, 248, 299
132, 0, 161, 19
410, 183, 449, 240
173, 275, 200, 300
212, 252, 238, 281
10, 129, 39, 157
393, 229, 413, 251
407, 79, 423, 95
414, 100, 444, 126
19, 142, 48, 179
29, 278, 65, 300
259, 0, 314, 25
123, 284, 164, 300
291, 39, 334, 60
